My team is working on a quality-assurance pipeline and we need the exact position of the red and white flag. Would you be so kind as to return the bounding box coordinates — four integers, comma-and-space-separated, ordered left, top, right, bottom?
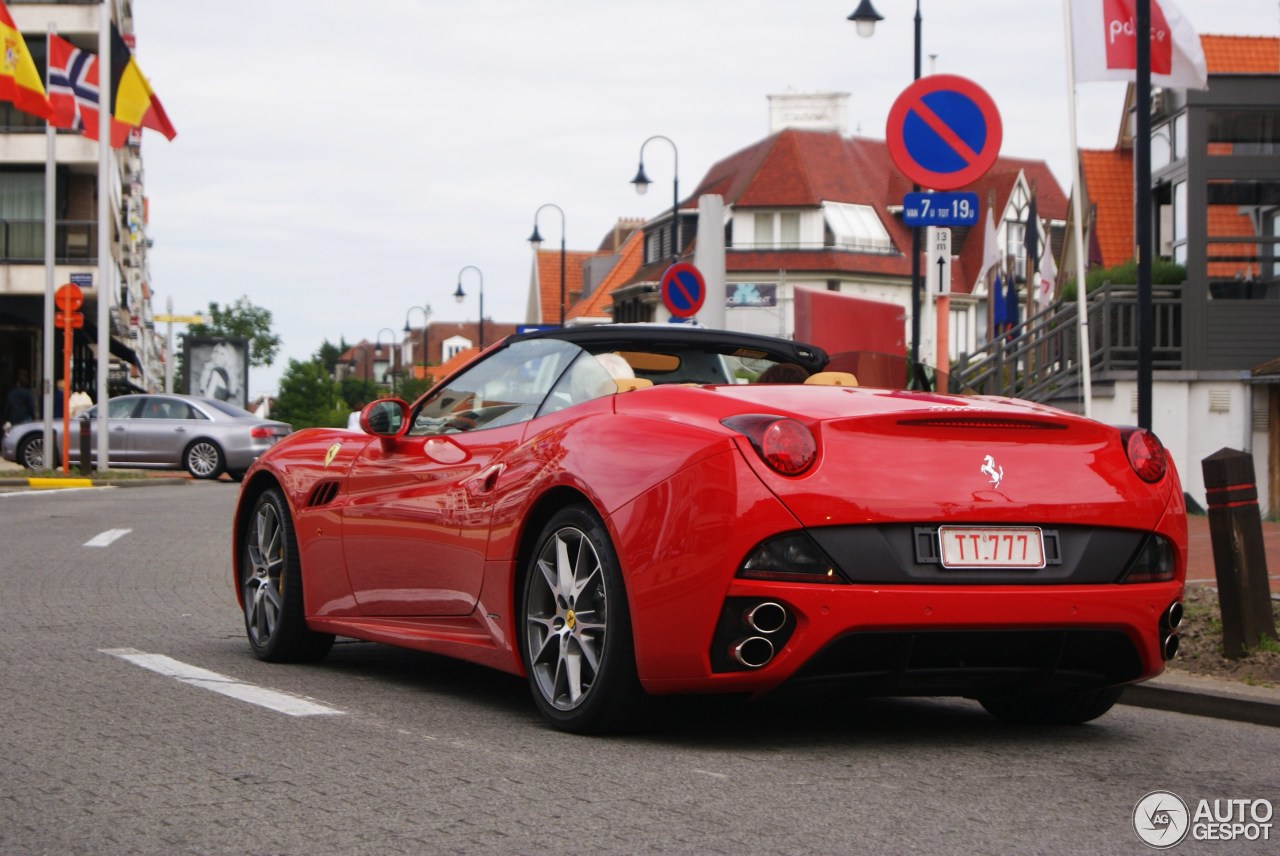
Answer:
47, 34, 104, 140
1069, 0, 1207, 90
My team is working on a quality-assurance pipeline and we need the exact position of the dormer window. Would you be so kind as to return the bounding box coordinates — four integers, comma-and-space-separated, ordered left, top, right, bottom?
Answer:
822, 202, 892, 253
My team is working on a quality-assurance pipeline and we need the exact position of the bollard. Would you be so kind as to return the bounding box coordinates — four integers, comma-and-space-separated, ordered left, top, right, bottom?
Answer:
1201, 448, 1278, 658
79, 415, 91, 476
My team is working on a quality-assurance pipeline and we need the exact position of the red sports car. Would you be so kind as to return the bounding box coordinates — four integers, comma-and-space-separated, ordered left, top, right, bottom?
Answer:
232, 326, 1186, 733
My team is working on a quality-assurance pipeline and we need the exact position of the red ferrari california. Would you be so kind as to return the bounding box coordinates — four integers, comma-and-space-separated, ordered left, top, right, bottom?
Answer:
233, 326, 1186, 733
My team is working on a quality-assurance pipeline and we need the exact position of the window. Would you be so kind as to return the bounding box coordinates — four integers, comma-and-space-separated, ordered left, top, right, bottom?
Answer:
821, 202, 892, 252
0, 170, 44, 260
1206, 107, 1280, 156
410, 339, 580, 435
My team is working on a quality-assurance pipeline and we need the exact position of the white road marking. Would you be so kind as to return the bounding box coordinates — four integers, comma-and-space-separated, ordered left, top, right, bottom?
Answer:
0, 487, 110, 498
84, 528, 132, 547
100, 648, 344, 717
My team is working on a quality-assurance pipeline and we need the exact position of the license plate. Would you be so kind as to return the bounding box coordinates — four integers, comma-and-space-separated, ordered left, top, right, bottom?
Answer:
938, 526, 1045, 569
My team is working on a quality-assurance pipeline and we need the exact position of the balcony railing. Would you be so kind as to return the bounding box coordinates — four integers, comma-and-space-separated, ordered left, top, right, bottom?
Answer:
0, 219, 97, 263
950, 282, 1185, 401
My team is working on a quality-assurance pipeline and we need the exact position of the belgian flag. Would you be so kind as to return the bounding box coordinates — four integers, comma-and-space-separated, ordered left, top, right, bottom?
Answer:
108, 23, 175, 147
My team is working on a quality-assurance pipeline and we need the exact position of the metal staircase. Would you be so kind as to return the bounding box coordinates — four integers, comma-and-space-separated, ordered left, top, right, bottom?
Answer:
949, 282, 1185, 407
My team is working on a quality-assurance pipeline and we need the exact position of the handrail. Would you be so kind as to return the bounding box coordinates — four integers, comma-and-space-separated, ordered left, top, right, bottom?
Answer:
950, 282, 1184, 403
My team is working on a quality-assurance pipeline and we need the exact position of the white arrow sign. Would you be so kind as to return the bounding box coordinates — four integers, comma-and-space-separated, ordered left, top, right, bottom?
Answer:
926, 226, 952, 295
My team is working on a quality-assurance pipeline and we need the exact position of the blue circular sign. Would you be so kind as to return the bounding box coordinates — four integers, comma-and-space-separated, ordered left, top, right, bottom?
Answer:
886, 74, 1003, 191
660, 262, 706, 319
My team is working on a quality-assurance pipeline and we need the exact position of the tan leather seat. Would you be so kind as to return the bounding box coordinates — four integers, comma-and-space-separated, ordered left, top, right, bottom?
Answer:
614, 378, 654, 392
803, 371, 859, 387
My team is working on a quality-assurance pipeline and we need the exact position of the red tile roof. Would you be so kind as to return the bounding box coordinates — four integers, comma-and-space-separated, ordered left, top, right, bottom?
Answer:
1079, 149, 1133, 269
534, 249, 604, 325
686, 129, 1067, 295
569, 227, 644, 321
1202, 35, 1280, 74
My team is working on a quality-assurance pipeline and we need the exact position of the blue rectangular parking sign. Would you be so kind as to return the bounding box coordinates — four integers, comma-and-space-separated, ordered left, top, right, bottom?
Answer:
902, 192, 979, 227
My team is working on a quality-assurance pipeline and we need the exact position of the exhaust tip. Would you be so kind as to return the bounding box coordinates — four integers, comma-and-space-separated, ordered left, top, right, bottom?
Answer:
731, 636, 775, 669
744, 601, 788, 635
1165, 601, 1184, 631
1163, 633, 1180, 660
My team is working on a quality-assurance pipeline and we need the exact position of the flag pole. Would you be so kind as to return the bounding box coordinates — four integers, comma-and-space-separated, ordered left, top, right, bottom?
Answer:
1135, 0, 1154, 430
42, 22, 56, 465
1062, 0, 1093, 417
95, 2, 110, 470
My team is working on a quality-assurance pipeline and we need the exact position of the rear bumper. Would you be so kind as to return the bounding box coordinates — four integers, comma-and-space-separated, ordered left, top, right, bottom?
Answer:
639, 581, 1183, 697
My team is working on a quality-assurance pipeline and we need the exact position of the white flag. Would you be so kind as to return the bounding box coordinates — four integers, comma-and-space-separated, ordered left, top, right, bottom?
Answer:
1035, 245, 1059, 308
1069, 0, 1208, 90
981, 207, 1001, 281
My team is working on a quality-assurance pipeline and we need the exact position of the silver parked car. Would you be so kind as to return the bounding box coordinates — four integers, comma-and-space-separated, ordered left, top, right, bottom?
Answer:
1, 393, 291, 480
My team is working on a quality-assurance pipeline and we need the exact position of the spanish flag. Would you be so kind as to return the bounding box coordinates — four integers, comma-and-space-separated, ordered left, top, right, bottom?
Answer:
0, 2, 52, 120
109, 24, 175, 146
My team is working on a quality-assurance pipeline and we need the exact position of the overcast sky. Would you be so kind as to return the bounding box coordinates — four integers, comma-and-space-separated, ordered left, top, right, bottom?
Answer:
132, 1, 1280, 398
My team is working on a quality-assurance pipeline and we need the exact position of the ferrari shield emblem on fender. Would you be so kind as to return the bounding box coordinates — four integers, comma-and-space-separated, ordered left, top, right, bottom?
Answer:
324, 443, 341, 468
980, 454, 1003, 488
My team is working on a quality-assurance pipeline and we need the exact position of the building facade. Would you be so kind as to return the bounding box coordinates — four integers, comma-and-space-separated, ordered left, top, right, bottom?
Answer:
0, 0, 160, 416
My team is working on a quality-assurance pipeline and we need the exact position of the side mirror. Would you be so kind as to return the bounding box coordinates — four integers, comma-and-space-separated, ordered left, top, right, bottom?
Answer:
361, 398, 410, 438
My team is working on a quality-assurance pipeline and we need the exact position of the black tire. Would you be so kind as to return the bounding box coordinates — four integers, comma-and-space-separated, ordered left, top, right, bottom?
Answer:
16, 434, 48, 470
184, 439, 224, 479
239, 487, 334, 663
979, 686, 1123, 725
520, 505, 654, 733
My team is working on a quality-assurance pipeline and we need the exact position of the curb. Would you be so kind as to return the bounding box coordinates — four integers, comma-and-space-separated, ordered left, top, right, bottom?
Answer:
0, 476, 188, 489
1120, 671, 1280, 728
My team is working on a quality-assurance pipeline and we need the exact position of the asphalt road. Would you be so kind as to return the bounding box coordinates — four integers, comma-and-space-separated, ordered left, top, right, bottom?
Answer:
1, 483, 1277, 856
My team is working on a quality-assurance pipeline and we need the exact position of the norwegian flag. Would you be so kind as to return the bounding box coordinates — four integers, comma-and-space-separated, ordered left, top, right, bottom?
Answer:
47, 34, 104, 140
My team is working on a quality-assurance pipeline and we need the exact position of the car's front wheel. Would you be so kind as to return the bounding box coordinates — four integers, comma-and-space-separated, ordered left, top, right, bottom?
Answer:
521, 505, 653, 733
184, 439, 224, 479
240, 487, 333, 662
979, 686, 1123, 725
16, 434, 48, 470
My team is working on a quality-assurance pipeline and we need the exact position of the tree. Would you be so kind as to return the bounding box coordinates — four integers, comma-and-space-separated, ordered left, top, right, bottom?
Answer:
188, 296, 282, 368
316, 338, 349, 376
273, 358, 347, 429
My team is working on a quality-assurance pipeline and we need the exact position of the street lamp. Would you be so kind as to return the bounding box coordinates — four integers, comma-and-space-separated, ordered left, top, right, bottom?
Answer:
528, 203, 567, 326
849, 1, 927, 382
404, 304, 431, 381
454, 265, 484, 350
375, 327, 399, 394
631, 135, 680, 263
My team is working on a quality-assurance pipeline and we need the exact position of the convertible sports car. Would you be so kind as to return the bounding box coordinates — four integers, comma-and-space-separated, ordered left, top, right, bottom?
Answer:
233, 326, 1186, 733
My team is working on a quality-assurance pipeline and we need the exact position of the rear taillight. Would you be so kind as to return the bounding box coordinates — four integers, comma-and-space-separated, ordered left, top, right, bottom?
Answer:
723, 415, 817, 476
1119, 534, 1177, 583
1123, 428, 1167, 483
250, 426, 275, 439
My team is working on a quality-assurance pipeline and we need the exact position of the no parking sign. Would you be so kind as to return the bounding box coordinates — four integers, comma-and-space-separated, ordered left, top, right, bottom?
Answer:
886, 74, 1003, 190
660, 262, 706, 319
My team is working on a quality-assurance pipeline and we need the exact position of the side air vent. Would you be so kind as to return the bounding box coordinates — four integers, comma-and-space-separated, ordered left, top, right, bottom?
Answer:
896, 417, 1068, 431
306, 481, 341, 508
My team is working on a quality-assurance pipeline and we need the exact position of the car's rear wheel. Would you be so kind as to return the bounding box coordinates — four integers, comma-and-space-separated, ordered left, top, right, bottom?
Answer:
521, 505, 653, 733
240, 487, 333, 662
16, 434, 49, 470
185, 439, 224, 479
979, 686, 1123, 725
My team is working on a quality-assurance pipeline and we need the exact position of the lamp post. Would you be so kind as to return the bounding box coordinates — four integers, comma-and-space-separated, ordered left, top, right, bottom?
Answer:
453, 265, 484, 350
631, 135, 680, 264
375, 327, 398, 394
528, 204, 567, 326
849, 0, 926, 381
404, 304, 431, 382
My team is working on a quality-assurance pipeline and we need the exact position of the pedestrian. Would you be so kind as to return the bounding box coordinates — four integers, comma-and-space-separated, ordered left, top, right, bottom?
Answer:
3, 369, 36, 432
347, 401, 367, 431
